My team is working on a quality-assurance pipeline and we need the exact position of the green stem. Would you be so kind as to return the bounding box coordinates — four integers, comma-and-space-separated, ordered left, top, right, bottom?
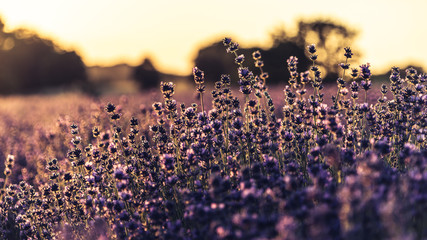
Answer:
0, 175, 8, 201
336, 58, 348, 110
199, 84, 205, 113
244, 94, 251, 167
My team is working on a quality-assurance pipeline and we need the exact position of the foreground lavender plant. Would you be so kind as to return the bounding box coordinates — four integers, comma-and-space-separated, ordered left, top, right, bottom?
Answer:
0, 38, 425, 240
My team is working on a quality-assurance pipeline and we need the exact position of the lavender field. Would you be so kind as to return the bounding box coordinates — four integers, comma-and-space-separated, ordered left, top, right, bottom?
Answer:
0, 39, 426, 240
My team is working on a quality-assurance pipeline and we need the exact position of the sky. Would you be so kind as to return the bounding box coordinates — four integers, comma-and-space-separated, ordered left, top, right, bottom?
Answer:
0, 0, 426, 75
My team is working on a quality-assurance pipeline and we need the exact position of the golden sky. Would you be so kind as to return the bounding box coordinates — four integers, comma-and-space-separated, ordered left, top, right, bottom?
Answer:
0, 0, 426, 75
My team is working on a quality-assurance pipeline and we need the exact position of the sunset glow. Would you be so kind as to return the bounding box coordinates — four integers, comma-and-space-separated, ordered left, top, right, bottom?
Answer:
1, 0, 426, 75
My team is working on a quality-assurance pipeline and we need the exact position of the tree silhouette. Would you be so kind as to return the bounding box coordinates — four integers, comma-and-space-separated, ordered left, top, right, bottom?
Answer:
193, 42, 239, 84
0, 18, 87, 94
193, 41, 309, 85
133, 58, 161, 90
293, 18, 359, 80
193, 18, 359, 85
260, 41, 309, 84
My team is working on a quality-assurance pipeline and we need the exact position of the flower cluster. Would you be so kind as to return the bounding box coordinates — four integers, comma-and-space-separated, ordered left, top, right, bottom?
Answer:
0, 38, 425, 240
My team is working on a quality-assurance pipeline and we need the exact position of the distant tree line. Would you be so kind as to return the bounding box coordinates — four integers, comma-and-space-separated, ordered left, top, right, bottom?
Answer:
0, 18, 87, 94
0, 16, 364, 94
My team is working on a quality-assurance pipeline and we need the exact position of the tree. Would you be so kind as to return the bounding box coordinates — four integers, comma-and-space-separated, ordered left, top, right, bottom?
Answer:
292, 18, 359, 80
0, 18, 87, 94
133, 58, 161, 90
260, 41, 309, 84
193, 40, 309, 85
193, 42, 240, 84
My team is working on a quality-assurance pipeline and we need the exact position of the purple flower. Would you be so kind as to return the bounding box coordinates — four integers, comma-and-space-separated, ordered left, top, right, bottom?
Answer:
193, 67, 205, 84
238, 67, 253, 80
359, 63, 372, 80
223, 37, 232, 46
300, 71, 311, 84
221, 74, 231, 85
344, 47, 353, 58
361, 80, 372, 91
287, 56, 298, 68
339, 63, 350, 70
310, 54, 318, 61
252, 50, 262, 60
226, 42, 239, 53
234, 54, 245, 65
105, 102, 116, 113
255, 60, 264, 68
308, 44, 317, 54
350, 68, 358, 78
